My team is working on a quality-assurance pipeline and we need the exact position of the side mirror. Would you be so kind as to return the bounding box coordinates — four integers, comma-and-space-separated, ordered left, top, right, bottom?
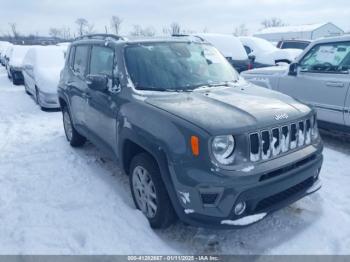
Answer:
288, 62, 298, 76
248, 54, 256, 62
86, 74, 108, 91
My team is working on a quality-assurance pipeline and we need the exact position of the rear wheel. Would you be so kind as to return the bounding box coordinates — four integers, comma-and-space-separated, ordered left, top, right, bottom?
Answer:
62, 105, 86, 147
130, 153, 176, 229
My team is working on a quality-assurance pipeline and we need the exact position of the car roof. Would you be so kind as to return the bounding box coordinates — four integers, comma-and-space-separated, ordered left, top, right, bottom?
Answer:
280, 39, 311, 43
71, 35, 208, 46
312, 35, 350, 44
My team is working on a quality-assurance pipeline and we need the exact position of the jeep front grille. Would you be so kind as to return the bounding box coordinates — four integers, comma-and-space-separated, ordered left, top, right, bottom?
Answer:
249, 118, 312, 162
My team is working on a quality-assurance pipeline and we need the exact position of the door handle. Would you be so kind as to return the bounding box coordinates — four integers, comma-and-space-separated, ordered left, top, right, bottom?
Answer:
325, 81, 344, 88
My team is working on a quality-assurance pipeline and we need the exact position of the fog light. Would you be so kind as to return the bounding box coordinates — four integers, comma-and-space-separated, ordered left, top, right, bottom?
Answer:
234, 201, 246, 216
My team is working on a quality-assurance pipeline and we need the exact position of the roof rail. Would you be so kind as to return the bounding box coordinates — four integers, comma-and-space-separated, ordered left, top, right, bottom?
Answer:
74, 34, 125, 41
171, 34, 206, 42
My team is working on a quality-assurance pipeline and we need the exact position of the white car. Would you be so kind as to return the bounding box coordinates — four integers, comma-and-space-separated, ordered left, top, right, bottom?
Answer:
192, 33, 252, 72
23, 45, 66, 109
239, 36, 302, 68
0, 41, 12, 66
7, 45, 31, 85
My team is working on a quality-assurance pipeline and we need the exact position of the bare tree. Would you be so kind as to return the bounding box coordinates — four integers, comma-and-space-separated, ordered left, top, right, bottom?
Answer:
75, 18, 89, 36
9, 23, 19, 38
130, 25, 156, 37
141, 26, 156, 37
61, 26, 71, 40
170, 22, 181, 35
111, 16, 123, 35
261, 17, 285, 28
130, 25, 142, 37
233, 24, 248, 36
86, 23, 95, 34
49, 28, 61, 38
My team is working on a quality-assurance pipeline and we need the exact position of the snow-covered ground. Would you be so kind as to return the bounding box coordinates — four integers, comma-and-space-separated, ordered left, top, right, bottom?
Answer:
0, 66, 349, 255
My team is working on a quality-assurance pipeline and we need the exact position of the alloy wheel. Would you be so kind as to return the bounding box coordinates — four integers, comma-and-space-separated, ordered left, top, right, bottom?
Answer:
132, 166, 158, 218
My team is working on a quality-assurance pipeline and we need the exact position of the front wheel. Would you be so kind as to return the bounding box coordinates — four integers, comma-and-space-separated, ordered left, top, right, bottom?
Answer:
130, 153, 176, 229
62, 106, 86, 147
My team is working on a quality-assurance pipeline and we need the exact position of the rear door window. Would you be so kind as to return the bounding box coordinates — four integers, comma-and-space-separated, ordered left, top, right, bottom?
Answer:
73, 45, 89, 77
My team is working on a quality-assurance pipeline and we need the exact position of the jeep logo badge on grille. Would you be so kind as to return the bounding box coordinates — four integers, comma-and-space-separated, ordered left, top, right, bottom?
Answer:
274, 113, 289, 120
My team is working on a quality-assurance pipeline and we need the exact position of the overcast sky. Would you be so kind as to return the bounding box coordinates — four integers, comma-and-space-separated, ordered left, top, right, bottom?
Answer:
0, 0, 349, 36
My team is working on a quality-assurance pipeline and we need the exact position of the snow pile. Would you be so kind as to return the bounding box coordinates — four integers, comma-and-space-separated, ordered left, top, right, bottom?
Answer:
280, 132, 290, 153
221, 213, 267, 226
196, 33, 248, 60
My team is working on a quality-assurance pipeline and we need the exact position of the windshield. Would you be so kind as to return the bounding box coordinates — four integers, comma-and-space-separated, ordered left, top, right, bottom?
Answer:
282, 41, 309, 50
125, 42, 239, 91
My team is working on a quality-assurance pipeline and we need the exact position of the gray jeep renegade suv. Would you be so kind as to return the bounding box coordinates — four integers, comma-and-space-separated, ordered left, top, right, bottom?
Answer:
58, 34, 323, 229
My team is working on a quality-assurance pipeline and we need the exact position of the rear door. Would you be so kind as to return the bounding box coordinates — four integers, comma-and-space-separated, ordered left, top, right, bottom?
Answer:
278, 41, 350, 126
85, 44, 119, 151
68, 44, 90, 129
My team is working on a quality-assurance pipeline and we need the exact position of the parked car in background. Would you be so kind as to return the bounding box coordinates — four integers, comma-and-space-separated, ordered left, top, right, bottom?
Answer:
7, 45, 31, 85
241, 35, 350, 133
23, 45, 66, 109
277, 39, 311, 50
192, 33, 253, 72
240, 36, 302, 68
3, 45, 13, 69
0, 41, 12, 66
58, 34, 323, 229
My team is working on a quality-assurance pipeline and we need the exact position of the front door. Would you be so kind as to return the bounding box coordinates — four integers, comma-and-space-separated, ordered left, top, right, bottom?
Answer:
278, 41, 350, 126
68, 45, 90, 129
85, 45, 119, 152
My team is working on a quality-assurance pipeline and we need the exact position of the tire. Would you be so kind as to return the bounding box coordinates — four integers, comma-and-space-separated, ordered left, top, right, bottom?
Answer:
130, 153, 177, 229
62, 105, 86, 147
12, 78, 21, 85
35, 87, 40, 105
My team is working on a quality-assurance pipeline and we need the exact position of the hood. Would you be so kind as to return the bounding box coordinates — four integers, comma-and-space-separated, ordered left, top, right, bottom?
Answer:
9, 58, 24, 68
241, 65, 289, 76
145, 80, 311, 135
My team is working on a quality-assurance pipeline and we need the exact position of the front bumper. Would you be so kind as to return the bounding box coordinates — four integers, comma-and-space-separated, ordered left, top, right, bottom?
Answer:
38, 90, 60, 109
168, 144, 323, 228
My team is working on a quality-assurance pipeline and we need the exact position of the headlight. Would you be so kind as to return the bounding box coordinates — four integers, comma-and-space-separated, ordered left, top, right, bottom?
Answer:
211, 135, 235, 165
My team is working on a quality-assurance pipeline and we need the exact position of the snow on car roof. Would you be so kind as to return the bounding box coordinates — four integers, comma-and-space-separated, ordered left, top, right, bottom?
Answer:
194, 33, 248, 60
31, 45, 66, 68
256, 23, 328, 34
9, 45, 31, 67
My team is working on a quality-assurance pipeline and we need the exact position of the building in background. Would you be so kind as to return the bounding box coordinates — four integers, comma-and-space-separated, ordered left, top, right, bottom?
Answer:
254, 22, 344, 42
